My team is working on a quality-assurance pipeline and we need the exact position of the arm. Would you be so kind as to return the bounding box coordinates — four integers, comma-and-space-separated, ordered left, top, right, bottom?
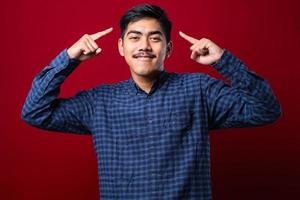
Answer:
21, 50, 95, 134
21, 28, 113, 134
203, 50, 281, 129
179, 31, 281, 129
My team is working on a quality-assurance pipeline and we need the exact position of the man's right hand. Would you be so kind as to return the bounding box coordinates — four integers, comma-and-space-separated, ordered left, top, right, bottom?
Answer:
67, 27, 113, 61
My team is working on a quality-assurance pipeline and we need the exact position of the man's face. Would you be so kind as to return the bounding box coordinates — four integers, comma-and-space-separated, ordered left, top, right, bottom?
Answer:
118, 18, 172, 79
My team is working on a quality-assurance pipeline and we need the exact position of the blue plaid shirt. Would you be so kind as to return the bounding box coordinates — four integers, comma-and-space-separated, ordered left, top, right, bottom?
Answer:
22, 49, 281, 200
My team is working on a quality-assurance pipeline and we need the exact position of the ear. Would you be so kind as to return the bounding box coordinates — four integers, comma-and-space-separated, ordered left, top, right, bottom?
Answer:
118, 38, 124, 56
166, 41, 173, 58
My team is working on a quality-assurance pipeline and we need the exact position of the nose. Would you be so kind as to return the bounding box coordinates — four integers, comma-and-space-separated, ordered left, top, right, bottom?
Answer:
139, 37, 152, 52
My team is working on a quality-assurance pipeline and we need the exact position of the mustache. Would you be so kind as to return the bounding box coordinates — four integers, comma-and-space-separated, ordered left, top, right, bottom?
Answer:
132, 52, 156, 58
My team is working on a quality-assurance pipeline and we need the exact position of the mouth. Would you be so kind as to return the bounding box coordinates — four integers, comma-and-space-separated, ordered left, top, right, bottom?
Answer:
133, 53, 156, 60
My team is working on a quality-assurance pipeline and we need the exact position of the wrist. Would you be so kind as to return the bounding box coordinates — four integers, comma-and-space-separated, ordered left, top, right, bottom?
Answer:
67, 48, 77, 60
211, 49, 224, 66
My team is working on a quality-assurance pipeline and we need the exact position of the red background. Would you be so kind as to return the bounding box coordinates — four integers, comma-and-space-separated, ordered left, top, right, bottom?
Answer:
1, 0, 299, 199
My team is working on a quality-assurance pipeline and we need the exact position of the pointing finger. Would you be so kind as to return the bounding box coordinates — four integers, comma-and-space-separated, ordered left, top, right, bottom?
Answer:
179, 31, 198, 44
90, 27, 113, 41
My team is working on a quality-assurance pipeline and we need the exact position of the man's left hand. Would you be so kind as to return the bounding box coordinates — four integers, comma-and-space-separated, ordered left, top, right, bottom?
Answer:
179, 31, 224, 65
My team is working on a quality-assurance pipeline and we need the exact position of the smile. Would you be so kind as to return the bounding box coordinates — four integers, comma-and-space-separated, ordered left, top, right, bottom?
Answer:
133, 53, 156, 59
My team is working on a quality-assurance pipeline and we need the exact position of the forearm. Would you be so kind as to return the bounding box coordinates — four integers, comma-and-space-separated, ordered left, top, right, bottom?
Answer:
21, 49, 81, 130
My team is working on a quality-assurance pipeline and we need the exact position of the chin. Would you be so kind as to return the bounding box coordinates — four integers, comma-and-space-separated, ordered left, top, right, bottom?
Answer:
133, 68, 160, 77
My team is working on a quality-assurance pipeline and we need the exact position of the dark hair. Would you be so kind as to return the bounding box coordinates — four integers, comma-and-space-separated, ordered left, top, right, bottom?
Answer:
119, 4, 172, 43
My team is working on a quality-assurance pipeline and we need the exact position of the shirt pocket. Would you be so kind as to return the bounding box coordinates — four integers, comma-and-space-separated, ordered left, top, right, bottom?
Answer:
167, 107, 193, 133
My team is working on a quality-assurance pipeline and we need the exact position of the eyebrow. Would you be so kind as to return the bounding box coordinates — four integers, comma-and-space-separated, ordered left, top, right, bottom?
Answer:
126, 30, 163, 36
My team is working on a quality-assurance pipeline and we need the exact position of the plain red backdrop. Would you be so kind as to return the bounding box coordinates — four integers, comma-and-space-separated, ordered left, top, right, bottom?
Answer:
1, 0, 299, 199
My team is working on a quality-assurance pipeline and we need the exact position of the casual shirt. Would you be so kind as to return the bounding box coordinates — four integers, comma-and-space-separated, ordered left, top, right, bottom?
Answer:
22, 49, 281, 200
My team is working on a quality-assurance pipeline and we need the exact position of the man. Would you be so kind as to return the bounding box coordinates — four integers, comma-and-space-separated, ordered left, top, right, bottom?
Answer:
21, 4, 281, 200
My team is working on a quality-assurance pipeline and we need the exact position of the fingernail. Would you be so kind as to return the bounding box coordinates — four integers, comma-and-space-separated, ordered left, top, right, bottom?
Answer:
96, 48, 102, 54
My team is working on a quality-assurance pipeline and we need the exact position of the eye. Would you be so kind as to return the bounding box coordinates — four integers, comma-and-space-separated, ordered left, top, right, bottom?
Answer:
150, 37, 161, 42
129, 36, 139, 40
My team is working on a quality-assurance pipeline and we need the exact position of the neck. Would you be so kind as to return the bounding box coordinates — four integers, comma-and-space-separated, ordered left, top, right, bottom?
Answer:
132, 71, 162, 94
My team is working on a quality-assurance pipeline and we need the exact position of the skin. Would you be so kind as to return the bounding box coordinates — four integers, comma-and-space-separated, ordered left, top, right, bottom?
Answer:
118, 18, 172, 93
67, 27, 113, 61
67, 18, 224, 93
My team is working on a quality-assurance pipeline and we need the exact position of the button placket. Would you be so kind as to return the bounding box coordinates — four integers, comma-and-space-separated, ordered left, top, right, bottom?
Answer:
145, 95, 153, 125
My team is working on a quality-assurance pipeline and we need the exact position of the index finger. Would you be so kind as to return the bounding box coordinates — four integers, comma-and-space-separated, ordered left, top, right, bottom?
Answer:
179, 31, 198, 44
90, 27, 113, 40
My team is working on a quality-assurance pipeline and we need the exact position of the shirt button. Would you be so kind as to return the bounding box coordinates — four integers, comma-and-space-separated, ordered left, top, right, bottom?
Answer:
145, 116, 153, 124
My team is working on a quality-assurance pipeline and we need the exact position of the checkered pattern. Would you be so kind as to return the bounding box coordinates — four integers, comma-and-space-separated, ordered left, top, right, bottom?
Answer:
21, 49, 281, 200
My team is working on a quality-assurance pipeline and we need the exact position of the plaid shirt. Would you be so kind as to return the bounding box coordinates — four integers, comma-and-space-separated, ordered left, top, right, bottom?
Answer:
22, 49, 281, 200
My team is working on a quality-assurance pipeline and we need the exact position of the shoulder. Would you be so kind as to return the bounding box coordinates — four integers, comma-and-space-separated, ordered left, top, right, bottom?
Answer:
168, 72, 209, 87
88, 79, 130, 98
168, 72, 223, 96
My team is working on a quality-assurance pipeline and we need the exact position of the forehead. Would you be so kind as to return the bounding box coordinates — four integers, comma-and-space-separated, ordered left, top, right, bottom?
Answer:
125, 18, 164, 35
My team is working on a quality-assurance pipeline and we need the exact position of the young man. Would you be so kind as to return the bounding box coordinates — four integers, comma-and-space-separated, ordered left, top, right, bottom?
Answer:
21, 4, 281, 200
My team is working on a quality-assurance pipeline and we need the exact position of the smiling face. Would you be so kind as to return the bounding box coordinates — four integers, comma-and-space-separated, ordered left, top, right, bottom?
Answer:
118, 18, 172, 80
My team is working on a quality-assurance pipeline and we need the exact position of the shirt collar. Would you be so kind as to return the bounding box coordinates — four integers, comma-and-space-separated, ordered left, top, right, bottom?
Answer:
127, 70, 170, 96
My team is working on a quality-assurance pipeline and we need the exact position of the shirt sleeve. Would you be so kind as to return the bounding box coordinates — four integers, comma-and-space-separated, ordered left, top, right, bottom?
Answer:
21, 49, 98, 134
202, 50, 282, 130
